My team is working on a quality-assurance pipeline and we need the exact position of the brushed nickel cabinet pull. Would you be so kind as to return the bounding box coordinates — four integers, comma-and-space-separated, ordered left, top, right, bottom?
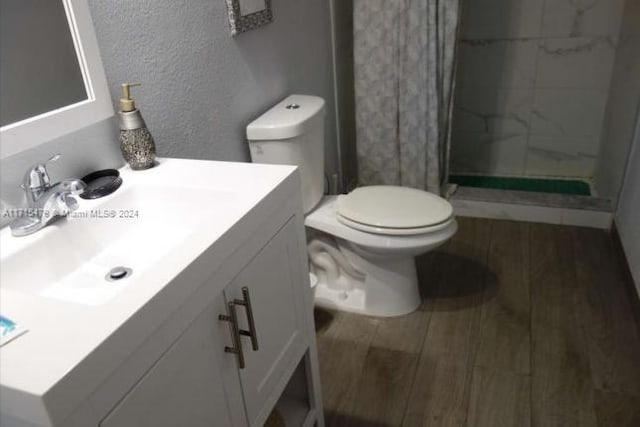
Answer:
219, 301, 245, 369
234, 286, 259, 351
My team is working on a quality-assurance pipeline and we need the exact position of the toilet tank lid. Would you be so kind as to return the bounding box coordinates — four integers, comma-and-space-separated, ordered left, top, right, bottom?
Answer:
246, 95, 325, 141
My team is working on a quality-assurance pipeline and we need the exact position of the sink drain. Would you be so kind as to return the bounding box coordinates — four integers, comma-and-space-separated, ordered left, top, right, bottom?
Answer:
106, 266, 133, 282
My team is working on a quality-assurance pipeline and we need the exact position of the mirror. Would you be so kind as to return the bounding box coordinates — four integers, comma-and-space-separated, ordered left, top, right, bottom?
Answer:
0, 0, 113, 159
225, 0, 273, 36
0, 0, 88, 127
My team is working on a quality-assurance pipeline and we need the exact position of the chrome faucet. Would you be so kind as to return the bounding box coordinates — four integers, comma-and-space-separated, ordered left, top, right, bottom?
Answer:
10, 154, 87, 237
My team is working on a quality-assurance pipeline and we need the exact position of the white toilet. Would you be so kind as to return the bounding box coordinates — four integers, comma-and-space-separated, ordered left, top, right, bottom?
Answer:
247, 95, 457, 317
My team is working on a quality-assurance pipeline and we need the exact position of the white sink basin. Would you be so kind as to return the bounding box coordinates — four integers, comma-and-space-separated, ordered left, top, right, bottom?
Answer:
1, 185, 232, 305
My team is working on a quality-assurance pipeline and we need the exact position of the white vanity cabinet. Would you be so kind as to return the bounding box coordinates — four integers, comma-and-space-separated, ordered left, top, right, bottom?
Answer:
0, 160, 323, 427
101, 219, 313, 427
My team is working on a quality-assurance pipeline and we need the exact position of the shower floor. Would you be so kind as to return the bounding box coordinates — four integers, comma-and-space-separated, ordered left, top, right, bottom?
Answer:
450, 175, 591, 196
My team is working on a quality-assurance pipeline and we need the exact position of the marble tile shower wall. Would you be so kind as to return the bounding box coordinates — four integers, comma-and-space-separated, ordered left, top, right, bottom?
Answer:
451, 0, 626, 179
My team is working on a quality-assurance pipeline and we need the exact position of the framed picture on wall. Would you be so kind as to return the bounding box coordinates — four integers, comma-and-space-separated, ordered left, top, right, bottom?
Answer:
224, 0, 273, 36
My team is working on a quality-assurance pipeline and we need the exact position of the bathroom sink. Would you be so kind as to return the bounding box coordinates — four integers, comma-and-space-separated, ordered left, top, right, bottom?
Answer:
1, 185, 231, 305
1, 159, 293, 310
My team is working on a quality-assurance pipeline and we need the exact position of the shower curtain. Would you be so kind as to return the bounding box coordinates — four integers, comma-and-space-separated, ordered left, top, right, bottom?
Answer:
353, 0, 461, 194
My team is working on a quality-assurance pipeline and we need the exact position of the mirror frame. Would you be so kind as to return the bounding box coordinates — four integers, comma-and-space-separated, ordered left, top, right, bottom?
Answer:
0, 0, 113, 159
225, 0, 273, 36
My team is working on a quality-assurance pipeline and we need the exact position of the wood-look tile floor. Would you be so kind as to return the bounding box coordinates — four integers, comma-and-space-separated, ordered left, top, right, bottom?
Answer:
315, 217, 640, 427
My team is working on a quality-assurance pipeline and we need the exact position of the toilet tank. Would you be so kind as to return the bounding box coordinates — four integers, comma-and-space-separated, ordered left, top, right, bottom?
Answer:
246, 95, 325, 213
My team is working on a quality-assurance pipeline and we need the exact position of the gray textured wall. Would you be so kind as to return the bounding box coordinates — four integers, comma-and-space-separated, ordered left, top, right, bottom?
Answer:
88, 0, 339, 177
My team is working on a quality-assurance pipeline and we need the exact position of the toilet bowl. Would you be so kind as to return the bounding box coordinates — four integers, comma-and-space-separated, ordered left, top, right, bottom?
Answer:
246, 94, 457, 317
305, 190, 456, 316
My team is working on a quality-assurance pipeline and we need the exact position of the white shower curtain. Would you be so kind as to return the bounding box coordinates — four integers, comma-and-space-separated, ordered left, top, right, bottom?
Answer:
353, 0, 461, 194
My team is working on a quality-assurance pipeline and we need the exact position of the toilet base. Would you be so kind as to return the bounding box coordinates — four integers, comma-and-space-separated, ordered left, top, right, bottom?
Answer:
314, 284, 368, 315
309, 237, 422, 317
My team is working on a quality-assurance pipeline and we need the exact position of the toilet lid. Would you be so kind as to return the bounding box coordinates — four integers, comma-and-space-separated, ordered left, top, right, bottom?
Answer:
336, 186, 453, 229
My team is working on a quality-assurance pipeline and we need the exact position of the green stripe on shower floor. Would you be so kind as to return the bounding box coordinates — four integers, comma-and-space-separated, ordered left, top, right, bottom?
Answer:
450, 175, 591, 196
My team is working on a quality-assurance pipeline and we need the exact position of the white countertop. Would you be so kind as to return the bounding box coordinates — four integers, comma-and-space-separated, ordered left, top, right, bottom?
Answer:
0, 158, 298, 426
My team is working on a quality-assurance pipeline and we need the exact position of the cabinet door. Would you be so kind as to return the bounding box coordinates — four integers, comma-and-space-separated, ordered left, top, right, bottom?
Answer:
101, 293, 235, 427
224, 218, 309, 425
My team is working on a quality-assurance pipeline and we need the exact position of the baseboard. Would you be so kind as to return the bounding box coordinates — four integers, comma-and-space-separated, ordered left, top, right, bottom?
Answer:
611, 224, 640, 335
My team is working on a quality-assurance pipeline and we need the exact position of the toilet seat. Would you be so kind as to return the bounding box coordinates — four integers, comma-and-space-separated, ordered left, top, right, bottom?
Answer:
337, 213, 455, 236
305, 196, 457, 253
336, 186, 453, 236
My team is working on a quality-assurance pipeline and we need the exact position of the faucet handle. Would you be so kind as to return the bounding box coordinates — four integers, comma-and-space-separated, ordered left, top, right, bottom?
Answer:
58, 193, 79, 214
22, 153, 61, 191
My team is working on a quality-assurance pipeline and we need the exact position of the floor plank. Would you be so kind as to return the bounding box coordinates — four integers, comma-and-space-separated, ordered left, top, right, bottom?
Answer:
416, 246, 448, 312
314, 308, 343, 339
370, 308, 431, 355
572, 227, 640, 397
594, 390, 640, 427
338, 348, 418, 427
466, 367, 531, 427
402, 359, 471, 427
417, 217, 490, 359
474, 220, 531, 374
403, 217, 491, 426
315, 312, 379, 425
530, 224, 597, 427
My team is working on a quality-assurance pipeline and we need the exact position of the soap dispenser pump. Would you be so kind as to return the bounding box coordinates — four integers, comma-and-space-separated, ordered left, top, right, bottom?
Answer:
117, 83, 156, 170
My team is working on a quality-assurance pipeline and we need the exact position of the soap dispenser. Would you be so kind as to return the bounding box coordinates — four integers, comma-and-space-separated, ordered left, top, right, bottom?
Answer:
117, 83, 156, 170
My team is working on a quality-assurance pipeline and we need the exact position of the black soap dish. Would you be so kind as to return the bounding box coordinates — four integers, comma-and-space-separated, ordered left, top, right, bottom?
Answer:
79, 169, 122, 200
